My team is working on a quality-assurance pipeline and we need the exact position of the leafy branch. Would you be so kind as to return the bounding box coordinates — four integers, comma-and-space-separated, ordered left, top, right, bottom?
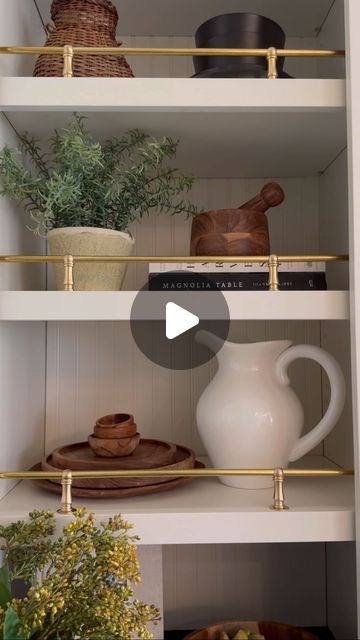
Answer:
0, 114, 198, 237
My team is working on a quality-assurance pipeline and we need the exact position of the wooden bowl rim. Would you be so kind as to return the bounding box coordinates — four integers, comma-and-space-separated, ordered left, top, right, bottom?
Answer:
96, 413, 134, 428
88, 433, 140, 446
183, 620, 319, 640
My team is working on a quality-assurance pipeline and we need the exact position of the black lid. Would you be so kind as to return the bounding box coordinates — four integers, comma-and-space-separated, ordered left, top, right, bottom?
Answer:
195, 13, 286, 44
193, 13, 287, 76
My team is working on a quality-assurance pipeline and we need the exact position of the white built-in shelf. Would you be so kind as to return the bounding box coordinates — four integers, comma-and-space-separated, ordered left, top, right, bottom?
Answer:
35, 0, 333, 37
0, 290, 349, 321
0, 457, 354, 544
1, 78, 346, 177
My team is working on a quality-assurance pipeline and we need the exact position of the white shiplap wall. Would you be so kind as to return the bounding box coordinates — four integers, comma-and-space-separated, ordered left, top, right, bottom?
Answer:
319, 150, 352, 469
318, 0, 346, 79
0, 0, 46, 77
0, 2, 47, 498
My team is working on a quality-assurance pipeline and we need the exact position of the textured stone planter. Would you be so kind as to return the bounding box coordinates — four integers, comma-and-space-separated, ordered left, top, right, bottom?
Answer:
47, 227, 135, 291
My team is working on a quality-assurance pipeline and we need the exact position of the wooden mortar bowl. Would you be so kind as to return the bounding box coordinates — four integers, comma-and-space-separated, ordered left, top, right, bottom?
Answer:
190, 208, 270, 256
184, 621, 318, 640
88, 433, 140, 457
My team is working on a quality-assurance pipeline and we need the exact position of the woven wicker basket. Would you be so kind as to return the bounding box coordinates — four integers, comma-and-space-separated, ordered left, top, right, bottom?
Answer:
33, 0, 134, 78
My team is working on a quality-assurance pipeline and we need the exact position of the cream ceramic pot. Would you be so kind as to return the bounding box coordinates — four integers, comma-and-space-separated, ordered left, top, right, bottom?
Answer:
47, 227, 135, 291
195, 332, 346, 489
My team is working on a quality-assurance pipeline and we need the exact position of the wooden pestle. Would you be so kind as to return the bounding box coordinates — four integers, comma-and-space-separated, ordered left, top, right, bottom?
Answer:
238, 182, 285, 213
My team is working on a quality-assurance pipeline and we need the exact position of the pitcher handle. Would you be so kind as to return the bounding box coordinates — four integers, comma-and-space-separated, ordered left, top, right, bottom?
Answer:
275, 344, 345, 462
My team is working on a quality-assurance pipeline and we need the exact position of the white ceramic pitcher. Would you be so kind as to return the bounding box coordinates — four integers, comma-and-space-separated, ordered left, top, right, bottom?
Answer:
195, 332, 346, 489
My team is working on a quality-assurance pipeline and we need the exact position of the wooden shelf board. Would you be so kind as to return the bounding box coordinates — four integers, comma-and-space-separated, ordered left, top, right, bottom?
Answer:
0, 290, 349, 321
1, 78, 346, 177
0, 457, 354, 544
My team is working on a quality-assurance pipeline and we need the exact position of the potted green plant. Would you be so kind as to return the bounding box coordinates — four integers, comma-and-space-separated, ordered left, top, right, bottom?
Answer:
0, 507, 159, 639
0, 114, 197, 291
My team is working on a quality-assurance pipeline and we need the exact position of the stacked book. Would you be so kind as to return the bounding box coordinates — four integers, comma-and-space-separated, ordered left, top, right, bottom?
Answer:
148, 261, 327, 291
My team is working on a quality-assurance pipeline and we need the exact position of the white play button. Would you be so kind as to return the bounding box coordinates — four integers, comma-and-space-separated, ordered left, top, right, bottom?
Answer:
166, 302, 199, 340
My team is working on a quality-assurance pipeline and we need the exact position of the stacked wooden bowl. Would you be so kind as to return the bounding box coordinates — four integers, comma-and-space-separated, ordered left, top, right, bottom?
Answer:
39, 413, 202, 498
89, 413, 141, 457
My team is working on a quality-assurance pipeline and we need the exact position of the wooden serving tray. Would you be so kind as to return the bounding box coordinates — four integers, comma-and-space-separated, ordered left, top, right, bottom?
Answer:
42, 443, 196, 489
33, 462, 204, 499
51, 438, 177, 471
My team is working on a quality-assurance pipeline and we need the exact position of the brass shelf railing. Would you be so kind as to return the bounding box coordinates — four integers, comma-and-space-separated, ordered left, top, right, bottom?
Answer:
0, 45, 346, 79
0, 254, 349, 292
0, 467, 353, 515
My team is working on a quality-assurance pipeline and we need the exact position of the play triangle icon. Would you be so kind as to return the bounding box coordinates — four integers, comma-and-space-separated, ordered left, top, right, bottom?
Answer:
166, 302, 200, 340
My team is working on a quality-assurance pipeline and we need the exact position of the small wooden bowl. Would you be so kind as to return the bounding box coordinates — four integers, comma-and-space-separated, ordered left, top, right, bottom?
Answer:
96, 413, 134, 429
88, 433, 140, 458
93, 422, 137, 439
184, 621, 318, 640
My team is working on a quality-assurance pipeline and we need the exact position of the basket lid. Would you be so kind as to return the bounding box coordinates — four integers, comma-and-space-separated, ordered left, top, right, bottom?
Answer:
51, 0, 118, 23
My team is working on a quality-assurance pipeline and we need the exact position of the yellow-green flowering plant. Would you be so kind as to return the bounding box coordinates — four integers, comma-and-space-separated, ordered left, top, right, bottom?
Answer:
0, 508, 159, 640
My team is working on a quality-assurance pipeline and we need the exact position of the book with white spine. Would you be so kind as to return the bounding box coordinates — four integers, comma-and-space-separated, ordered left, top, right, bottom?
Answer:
149, 261, 326, 274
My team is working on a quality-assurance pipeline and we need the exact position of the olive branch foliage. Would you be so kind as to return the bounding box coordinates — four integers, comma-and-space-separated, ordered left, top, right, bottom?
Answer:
0, 114, 198, 236
0, 508, 159, 640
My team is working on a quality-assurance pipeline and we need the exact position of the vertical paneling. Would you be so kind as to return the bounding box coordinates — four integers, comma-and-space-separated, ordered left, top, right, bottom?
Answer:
326, 542, 357, 640
0, 321, 46, 498
136, 546, 164, 640
0, 115, 46, 290
0, 116, 46, 499
319, 104, 354, 637
318, 0, 346, 79
0, 0, 46, 77
319, 150, 352, 467
163, 543, 326, 629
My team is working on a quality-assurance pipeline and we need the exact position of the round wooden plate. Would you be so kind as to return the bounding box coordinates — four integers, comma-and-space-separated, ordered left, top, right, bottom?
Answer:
32, 461, 205, 499
42, 444, 196, 489
51, 438, 177, 471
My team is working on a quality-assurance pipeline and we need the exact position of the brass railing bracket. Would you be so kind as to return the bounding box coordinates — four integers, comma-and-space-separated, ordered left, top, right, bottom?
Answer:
57, 469, 75, 514
267, 47, 278, 79
271, 468, 289, 511
63, 44, 74, 78
63, 254, 74, 291
268, 254, 280, 290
